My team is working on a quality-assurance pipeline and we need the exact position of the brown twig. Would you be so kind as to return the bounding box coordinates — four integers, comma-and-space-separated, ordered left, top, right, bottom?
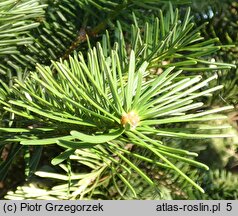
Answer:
61, 2, 129, 60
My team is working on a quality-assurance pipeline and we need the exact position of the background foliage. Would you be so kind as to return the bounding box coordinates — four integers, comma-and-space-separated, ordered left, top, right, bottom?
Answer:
0, 0, 237, 199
